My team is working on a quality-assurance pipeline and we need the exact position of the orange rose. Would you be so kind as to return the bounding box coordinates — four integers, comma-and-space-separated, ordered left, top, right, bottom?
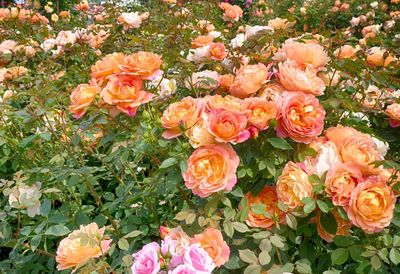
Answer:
219, 3, 243, 21
346, 175, 395, 233
205, 109, 250, 144
277, 161, 313, 209
209, 42, 227, 61
185, 120, 216, 148
218, 74, 234, 91
315, 210, 351, 242
192, 228, 230, 267
280, 41, 330, 69
325, 125, 359, 145
100, 75, 153, 116
334, 45, 361, 60
366, 47, 394, 67
120, 51, 163, 78
229, 63, 270, 98
91, 53, 125, 86
203, 95, 244, 113
68, 82, 98, 119
191, 35, 213, 48
326, 162, 363, 206
268, 17, 295, 30
276, 91, 325, 144
56, 223, 111, 272
245, 186, 286, 229
385, 103, 400, 128
183, 144, 239, 197
244, 97, 277, 130
277, 60, 326, 96
162, 97, 203, 139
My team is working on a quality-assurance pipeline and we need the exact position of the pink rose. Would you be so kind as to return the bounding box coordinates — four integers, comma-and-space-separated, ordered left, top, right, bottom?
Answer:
183, 244, 215, 273
132, 242, 161, 274
169, 264, 196, 274
276, 91, 325, 144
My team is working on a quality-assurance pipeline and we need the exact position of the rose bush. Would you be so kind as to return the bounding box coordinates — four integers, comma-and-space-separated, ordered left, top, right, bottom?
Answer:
0, 0, 399, 273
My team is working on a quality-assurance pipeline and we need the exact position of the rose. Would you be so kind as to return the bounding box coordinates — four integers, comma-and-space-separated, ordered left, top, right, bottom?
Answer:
218, 74, 234, 91
203, 95, 244, 113
245, 186, 286, 229
268, 17, 295, 30
275, 91, 325, 144
346, 176, 395, 233
219, 3, 243, 21
191, 228, 230, 267
55, 31, 77, 47
162, 96, 203, 139
366, 47, 394, 67
334, 45, 361, 60
244, 97, 277, 130
385, 103, 400, 128
132, 242, 161, 274
205, 109, 250, 144
8, 182, 42, 217
325, 125, 360, 146
229, 63, 270, 98
120, 51, 163, 79
325, 162, 363, 207
68, 82, 98, 119
183, 244, 215, 273
277, 60, 326, 96
185, 70, 220, 90
56, 223, 111, 272
209, 43, 227, 61
277, 161, 313, 209
185, 121, 216, 148
117, 12, 142, 30
169, 264, 196, 274
91, 53, 125, 87
315, 210, 351, 242
191, 35, 213, 48
183, 144, 239, 198
100, 75, 153, 116
305, 140, 342, 178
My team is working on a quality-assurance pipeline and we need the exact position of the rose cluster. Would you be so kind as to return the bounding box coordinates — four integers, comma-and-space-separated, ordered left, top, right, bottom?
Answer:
132, 226, 230, 274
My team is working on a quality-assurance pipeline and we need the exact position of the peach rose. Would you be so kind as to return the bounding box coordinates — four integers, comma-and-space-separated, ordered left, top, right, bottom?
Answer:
276, 91, 325, 144
258, 82, 285, 102
315, 210, 351, 243
279, 41, 330, 69
192, 228, 230, 267
100, 75, 153, 116
205, 109, 250, 144
346, 176, 395, 233
334, 45, 361, 60
117, 12, 142, 30
185, 120, 216, 148
183, 144, 239, 198
245, 186, 286, 229
218, 74, 235, 91
326, 162, 364, 206
268, 17, 295, 30
209, 43, 228, 61
56, 222, 111, 272
244, 97, 277, 130
305, 140, 342, 178
325, 125, 359, 146
162, 97, 203, 139
385, 103, 400, 128
219, 3, 243, 21
337, 134, 382, 171
277, 60, 326, 96
229, 63, 270, 98
68, 82, 98, 119
277, 161, 313, 209
120, 51, 163, 79
203, 95, 244, 113
366, 47, 394, 67
91, 53, 125, 86
191, 35, 213, 48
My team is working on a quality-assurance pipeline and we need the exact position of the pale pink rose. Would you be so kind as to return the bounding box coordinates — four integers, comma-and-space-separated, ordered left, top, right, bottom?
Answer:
56, 223, 111, 272
183, 244, 215, 273
117, 12, 142, 30
325, 161, 364, 207
276, 91, 325, 144
132, 242, 161, 274
169, 264, 196, 274
305, 141, 342, 178
229, 63, 270, 98
55, 31, 77, 47
8, 182, 41, 217
0, 40, 17, 53
183, 144, 239, 198
185, 70, 220, 90
346, 176, 395, 233
40, 38, 57, 52
279, 41, 330, 69
205, 109, 250, 144
185, 121, 216, 148
277, 60, 326, 96
186, 45, 211, 64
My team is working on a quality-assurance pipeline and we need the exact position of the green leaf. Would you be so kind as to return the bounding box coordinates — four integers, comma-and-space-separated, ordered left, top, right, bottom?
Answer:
348, 245, 363, 262
159, 157, 177, 169
389, 248, 400, 265
239, 249, 259, 264
371, 255, 381, 270
30, 235, 41, 252
267, 138, 292, 150
123, 230, 142, 239
270, 235, 285, 249
118, 238, 129, 250
244, 265, 262, 274
252, 231, 272, 239
331, 248, 349, 265
320, 212, 338, 235
223, 222, 234, 238
302, 198, 316, 214
296, 259, 312, 274
40, 199, 51, 216
286, 214, 297, 230
231, 187, 244, 197
232, 222, 249, 233
317, 200, 333, 213
259, 251, 271, 265
45, 225, 70, 237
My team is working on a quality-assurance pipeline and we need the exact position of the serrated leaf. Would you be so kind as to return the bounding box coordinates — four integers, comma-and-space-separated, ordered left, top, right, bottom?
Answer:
371, 255, 381, 270
267, 137, 292, 150
159, 158, 177, 169
390, 248, 400, 265
239, 249, 259, 264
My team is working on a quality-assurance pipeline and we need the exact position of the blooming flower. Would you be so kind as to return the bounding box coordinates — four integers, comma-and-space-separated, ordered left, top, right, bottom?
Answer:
132, 242, 161, 274
8, 182, 41, 217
